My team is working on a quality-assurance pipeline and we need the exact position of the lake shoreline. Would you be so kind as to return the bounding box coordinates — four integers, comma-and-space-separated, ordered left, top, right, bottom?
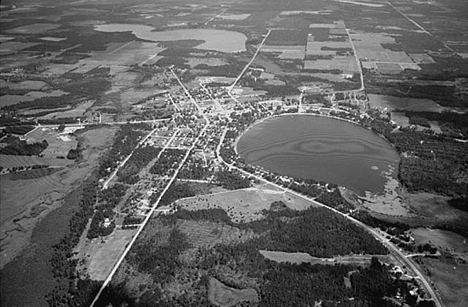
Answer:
235, 113, 400, 195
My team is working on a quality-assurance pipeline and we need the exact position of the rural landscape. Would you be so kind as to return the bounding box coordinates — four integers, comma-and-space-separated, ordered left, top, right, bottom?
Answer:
0, 0, 467, 307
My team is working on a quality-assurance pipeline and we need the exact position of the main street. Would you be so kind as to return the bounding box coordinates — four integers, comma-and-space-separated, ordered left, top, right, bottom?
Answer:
90, 70, 209, 307
91, 32, 441, 306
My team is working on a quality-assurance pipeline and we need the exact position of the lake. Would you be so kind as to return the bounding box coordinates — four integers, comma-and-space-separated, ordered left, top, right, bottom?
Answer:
94, 24, 247, 53
237, 115, 400, 195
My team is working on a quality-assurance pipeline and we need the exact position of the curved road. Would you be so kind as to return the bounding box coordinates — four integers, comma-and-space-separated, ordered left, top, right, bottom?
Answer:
223, 160, 442, 307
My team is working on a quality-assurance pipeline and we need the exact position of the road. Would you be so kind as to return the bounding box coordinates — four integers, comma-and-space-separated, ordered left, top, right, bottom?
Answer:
102, 126, 159, 190
222, 160, 443, 307
345, 27, 365, 92
90, 71, 209, 307
387, 1, 453, 52
228, 29, 272, 93
387, 1, 431, 36
0, 119, 168, 130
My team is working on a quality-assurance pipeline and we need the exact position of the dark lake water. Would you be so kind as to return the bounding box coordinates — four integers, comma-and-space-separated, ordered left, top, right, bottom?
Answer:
236, 115, 400, 195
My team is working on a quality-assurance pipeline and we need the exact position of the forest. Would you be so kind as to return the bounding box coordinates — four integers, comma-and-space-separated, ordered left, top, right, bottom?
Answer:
403, 110, 468, 138
328, 109, 468, 197
215, 169, 251, 190
98, 123, 152, 178
0, 136, 48, 156
117, 145, 161, 184
46, 176, 102, 307
149, 148, 186, 176
94, 205, 426, 307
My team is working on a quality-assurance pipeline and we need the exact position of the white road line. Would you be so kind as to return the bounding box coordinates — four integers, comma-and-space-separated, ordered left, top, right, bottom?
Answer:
109, 40, 134, 55
387, 2, 431, 35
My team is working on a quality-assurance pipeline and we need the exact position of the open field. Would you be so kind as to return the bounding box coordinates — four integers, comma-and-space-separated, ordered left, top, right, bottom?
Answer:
369, 94, 443, 112
1, 1, 467, 306
304, 56, 357, 74
177, 219, 257, 247
351, 32, 414, 63
260, 250, 375, 265
420, 257, 468, 307
0, 154, 73, 169
38, 100, 94, 120
261, 45, 305, 59
26, 127, 78, 159
78, 228, 138, 280
0, 172, 66, 268
208, 277, 259, 307
0, 80, 47, 90
0, 90, 68, 107
410, 228, 468, 256
0, 126, 116, 269
176, 187, 316, 223
5, 23, 60, 34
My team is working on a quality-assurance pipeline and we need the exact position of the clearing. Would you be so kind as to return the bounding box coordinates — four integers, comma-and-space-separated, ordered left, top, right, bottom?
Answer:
208, 277, 259, 307
175, 187, 316, 223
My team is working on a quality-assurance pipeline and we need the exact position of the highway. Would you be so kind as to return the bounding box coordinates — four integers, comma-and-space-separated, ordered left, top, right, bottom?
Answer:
90, 42, 441, 306
221, 159, 443, 307
228, 29, 272, 93
345, 27, 365, 92
90, 70, 209, 307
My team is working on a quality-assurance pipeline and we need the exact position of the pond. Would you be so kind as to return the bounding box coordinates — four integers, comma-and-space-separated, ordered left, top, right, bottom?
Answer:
236, 115, 400, 195
94, 24, 247, 53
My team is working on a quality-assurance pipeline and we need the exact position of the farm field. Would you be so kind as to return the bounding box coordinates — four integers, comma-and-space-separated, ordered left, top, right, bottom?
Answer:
76, 228, 139, 281
0, 126, 116, 269
368, 94, 444, 112
419, 257, 468, 307
1, 0, 467, 306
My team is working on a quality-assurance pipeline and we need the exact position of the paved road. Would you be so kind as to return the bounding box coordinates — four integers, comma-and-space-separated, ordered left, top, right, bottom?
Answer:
102, 126, 159, 190
228, 29, 272, 93
223, 161, 443, 307
90, 72, 209, 307
345, 27, 365, 92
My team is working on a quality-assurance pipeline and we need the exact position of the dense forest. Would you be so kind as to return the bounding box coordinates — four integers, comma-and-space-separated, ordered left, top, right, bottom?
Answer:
98, 123, 152, 178
0, 137, 48, 156
149, 148, 186, 176
45, 176, 102, 307
93, 206, 425, 307
117, 145, 161, 184
215, 169, 251, 190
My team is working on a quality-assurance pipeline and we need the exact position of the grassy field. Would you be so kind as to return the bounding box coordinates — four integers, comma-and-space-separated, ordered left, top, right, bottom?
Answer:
26, 127, 78, 159
176, 187, 315, 223
0, 182, 83, 307
260, 250, 374, 265
0, 126, 116, 269
208, 277, 259, 307
410, 228, 468, 256
177, 219, 257, 247
0, 154, 73, 168
79, 228, 138, 280
420, 257, 468, 307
